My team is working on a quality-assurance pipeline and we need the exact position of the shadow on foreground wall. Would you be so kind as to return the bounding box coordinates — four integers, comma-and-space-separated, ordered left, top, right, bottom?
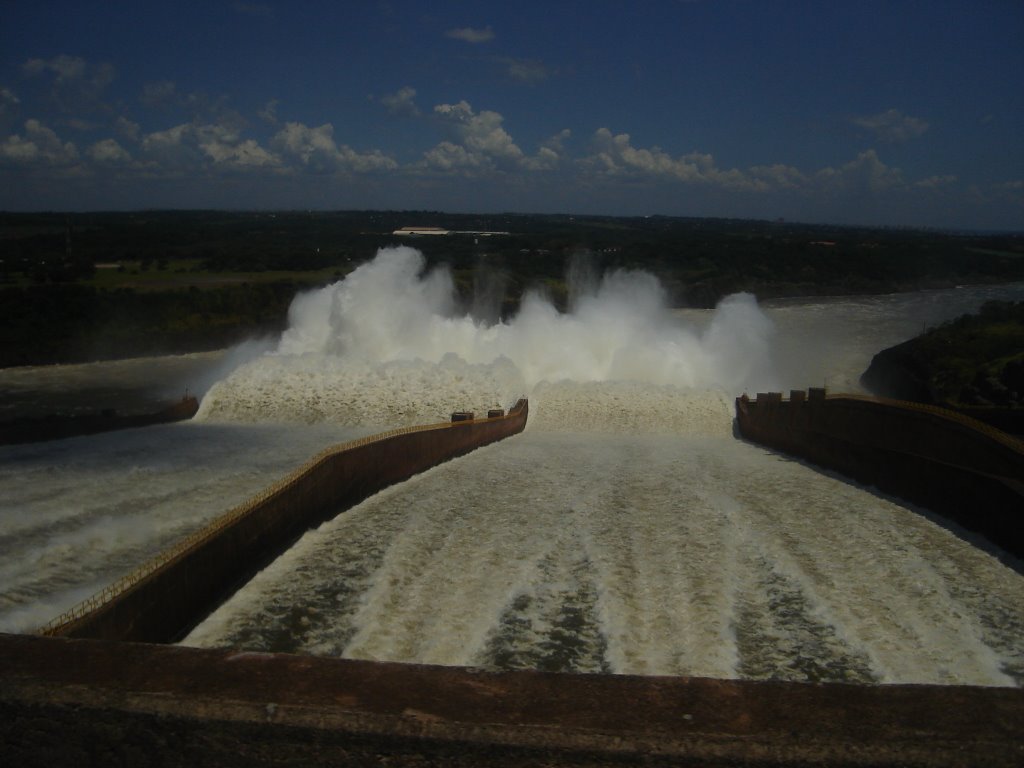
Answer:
3, 632, 1023, 767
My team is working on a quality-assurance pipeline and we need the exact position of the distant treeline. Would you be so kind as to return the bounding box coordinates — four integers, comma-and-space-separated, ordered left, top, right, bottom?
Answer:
2, 210, 1023, 367
0, 282, 297, 367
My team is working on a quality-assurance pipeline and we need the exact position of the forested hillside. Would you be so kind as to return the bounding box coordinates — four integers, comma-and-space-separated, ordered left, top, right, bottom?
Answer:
861, 300, 1024, 408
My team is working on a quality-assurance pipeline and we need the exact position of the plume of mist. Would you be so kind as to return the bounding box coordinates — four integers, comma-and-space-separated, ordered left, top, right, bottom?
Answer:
470, 255, 508, 325
200, 245, 778, 424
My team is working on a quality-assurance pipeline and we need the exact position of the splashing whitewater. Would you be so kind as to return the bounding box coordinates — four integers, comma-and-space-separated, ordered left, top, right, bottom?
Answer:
197, 246, 777, 427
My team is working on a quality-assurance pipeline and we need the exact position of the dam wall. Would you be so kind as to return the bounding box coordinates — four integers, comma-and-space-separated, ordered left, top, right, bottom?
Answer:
735, 390, 1024, 558
40, 399, 528, 644
3, 632, 1022, 767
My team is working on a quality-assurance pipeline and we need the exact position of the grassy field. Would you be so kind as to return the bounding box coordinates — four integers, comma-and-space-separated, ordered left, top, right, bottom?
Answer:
85, 259, 349, 291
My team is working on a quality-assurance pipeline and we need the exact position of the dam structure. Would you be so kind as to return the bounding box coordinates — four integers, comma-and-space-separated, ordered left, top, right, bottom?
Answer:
3, 256, 1024, 765
37, 400, 529, 644
4, 390, 1024, 765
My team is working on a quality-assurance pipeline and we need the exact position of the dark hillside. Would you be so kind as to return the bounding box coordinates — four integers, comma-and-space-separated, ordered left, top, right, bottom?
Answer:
861, 301, 1024, 432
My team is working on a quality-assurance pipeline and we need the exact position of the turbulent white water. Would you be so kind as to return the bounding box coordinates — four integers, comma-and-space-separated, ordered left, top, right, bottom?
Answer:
0, 422, 369, 633
184, 426, 1024, 685
197, 246, 776, 425
3, 246, 1023, 686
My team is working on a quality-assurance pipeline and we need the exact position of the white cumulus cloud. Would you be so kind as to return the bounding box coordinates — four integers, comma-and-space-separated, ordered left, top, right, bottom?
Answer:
499, 57, 549, 84
87, 138, 132, 164
0, 87, 21, 118
272, 121, 397, 173
584, 128, 759, 189
141, 121, 280, 171
23, 55, 87, 83
445, 25, 494, 44
380, 86, 420, 117
434, 101, 523, 163
258, 98, 280, 124
422, 101, 564, 176
853, 109, 929, 143
115, 116, 141, 142
813, 149, 905, 193
0, 119, 79, 165
22, 55, 115, 112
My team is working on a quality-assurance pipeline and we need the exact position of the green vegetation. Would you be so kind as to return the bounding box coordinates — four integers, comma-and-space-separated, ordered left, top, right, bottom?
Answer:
2, 210, 1023, 367
861, 301, 1024, 408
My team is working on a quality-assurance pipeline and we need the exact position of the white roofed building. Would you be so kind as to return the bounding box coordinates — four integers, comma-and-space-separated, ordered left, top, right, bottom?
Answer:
393, 227, 450, 236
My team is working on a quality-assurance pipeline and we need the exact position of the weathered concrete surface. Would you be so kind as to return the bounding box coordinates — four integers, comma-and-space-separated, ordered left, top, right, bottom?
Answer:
2, 634, 1022, 766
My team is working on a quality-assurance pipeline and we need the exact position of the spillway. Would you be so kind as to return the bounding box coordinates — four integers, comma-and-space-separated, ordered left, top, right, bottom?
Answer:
2, 246, 1023, 689
184, 385, 1024, 686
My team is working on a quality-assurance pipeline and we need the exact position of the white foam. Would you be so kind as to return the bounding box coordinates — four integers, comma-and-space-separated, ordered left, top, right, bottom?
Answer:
528, 380, 735, 436
0, 422, 366, 633
198, 246, 776, 426
184, 431, 1024, 685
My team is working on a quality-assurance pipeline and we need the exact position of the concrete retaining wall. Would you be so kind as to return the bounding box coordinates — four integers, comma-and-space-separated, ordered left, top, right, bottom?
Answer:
735, 391, 1024, 558
41, 400, 528, 644
3, 633, 1022, 767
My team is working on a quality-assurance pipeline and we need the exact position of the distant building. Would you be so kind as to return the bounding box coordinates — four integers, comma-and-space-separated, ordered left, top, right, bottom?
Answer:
392, 226, 511, 237
393, 226, 450, 236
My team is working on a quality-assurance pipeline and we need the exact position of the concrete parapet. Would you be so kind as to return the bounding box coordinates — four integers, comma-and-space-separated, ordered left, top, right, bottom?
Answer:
3, 633, 1022, 767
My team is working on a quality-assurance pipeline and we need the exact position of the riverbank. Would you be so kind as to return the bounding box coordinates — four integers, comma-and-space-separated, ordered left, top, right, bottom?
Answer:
0, 396, 200, 446
0, 351, 224, 422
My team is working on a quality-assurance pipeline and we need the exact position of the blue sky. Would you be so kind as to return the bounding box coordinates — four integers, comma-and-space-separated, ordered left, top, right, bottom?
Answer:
2, 1, 1022, 230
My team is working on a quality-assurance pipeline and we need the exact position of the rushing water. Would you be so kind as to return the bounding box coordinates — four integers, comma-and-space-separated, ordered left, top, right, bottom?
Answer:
183, 390, 1024, 686
2, 247, 1022, 686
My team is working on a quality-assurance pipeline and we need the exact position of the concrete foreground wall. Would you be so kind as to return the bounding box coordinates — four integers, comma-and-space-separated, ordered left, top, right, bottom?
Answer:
3, 633, 1022, 767
735, 391, 1024, 559
43, 400, 528, 644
